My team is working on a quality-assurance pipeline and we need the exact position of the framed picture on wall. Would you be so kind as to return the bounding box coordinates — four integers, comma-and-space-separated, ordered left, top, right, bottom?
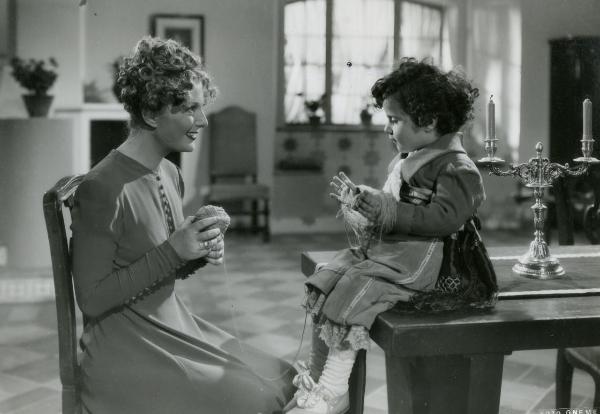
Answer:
150, 14, 205, 60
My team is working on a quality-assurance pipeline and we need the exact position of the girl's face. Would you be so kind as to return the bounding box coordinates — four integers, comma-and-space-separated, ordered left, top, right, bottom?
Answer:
382, 97, 438, 153
153, 82, 208, 154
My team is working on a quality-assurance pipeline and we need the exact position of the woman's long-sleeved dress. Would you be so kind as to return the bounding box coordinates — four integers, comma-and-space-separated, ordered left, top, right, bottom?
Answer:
71, 150, 294, 414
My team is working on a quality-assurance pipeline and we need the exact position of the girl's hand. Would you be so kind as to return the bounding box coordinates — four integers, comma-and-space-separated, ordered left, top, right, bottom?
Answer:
329, 171, 359, 203
168, 216, 222, 261
355, 186, 383, 223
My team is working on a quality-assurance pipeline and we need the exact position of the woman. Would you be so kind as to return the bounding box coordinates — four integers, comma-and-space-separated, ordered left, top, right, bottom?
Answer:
71, 36, 295, 414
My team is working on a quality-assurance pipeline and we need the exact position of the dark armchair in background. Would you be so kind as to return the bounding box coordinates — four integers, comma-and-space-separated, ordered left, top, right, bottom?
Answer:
205, 106, 270, 242
553, 166, 600, 410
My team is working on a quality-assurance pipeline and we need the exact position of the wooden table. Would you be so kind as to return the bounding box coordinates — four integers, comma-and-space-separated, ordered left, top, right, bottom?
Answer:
301, 245, 600, 414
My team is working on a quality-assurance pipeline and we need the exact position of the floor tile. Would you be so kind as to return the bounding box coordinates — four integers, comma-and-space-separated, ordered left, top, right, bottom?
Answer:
0, 231, 595, 413
0, 387, 56, 413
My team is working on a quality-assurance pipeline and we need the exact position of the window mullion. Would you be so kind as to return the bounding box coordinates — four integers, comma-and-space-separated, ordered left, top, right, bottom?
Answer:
439, 6, 444, 65
394, 0, 401, 62
324, 0, 333, 123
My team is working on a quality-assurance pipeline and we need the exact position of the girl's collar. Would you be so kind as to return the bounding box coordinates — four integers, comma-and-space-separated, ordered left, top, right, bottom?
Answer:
400, 133, 466, 182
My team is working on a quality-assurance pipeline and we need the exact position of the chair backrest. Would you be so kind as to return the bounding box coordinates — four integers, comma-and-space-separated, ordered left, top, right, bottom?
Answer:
208, 106, 257, 179
43, 174, 84, 414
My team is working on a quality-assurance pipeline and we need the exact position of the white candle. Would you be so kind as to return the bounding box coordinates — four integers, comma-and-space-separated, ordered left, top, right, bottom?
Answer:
583, 98, 592, 139
487, 95, 495, 140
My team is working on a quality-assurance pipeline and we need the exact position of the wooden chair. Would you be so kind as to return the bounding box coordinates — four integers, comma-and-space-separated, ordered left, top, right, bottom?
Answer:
43, 174, 85, 414
205, 106, 270, 242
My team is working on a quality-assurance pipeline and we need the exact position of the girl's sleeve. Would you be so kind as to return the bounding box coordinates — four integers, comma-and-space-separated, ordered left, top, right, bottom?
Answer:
390, 158, 485, 237
71, 177, 184, 318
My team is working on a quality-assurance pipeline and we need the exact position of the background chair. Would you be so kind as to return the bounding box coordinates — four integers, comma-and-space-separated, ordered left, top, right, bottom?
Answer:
205, 106, 270, 241
554, 164, 600, 410
43, 174, 84, 414
556, 347, 600, 409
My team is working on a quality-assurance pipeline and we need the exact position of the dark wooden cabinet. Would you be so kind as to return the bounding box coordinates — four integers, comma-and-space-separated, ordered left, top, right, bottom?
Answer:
90, 120, 180, 168
550, 37, 600, 163
549, 37, 600, 244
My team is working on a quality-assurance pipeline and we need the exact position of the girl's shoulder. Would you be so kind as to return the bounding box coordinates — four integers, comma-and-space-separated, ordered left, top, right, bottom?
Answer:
430, 151, 481, 178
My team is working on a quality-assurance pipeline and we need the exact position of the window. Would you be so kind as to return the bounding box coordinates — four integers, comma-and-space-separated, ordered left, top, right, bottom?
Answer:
282, 0, 445, 125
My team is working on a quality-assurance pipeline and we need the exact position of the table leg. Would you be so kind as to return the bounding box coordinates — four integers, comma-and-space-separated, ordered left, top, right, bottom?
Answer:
385, 353, 506, 414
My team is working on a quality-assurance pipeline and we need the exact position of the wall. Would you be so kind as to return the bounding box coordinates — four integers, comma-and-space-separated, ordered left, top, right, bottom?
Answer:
82, 0, 278, 214
520, 0, 600, 163
0, 0, 278, 215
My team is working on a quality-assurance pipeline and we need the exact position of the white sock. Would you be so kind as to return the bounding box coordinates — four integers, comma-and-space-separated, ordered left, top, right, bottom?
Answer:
317, 347, 357, 398
308, 324, 329, 381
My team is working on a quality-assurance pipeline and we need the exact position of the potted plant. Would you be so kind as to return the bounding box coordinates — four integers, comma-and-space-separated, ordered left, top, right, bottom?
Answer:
304, 94, 326, 126
359, 102, 375, 126
10, 57, 59, 117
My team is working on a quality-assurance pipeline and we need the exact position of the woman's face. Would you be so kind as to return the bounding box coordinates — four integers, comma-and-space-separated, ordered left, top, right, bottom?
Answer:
382, 97, 438, 153
153, 82, 208, 154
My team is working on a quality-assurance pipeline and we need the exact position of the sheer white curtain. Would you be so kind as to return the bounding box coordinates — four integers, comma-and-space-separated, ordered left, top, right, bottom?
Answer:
331, 0, 394, 124
284, 0, 326, 123
400, 2, 443, 64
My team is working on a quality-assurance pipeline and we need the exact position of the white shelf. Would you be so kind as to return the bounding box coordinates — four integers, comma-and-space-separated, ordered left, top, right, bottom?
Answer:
54, 104, 130, 172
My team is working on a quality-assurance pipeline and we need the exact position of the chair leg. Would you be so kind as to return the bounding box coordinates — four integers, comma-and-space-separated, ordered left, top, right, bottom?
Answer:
556, 348, 574, 410
251, 200, 258, 233
348, 349, 366, 414
594, 376, 600, 412
62, 386, 78, 414
262, 199, 270, 243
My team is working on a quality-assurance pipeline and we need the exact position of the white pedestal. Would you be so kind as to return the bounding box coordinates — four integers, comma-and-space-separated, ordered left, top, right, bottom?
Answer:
0, 119, 75, 269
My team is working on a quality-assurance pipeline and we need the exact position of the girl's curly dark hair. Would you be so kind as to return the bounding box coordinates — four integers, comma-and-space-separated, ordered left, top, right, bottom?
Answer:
371, 57, 479, 136
117, 36, 218, 129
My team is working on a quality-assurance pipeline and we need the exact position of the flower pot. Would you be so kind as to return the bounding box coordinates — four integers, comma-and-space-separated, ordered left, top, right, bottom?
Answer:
22, 94, 53, 117
360, 111, 373, 126
308, 115, 322, 126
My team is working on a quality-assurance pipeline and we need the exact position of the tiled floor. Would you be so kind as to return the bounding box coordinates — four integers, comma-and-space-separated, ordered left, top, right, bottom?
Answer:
0, 230, 597, 414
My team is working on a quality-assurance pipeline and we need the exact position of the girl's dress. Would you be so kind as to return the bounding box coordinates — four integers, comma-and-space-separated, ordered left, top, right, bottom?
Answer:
304, 133, 493, 350
71, 150, 294, 414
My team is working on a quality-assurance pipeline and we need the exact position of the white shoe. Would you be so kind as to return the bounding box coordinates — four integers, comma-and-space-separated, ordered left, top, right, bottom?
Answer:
286, 386, 349, 414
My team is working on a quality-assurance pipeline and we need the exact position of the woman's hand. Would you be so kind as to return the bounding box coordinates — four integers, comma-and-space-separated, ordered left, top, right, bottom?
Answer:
205, 235, 225, 265
168, 216, 222, 261
354, 185, 383, 223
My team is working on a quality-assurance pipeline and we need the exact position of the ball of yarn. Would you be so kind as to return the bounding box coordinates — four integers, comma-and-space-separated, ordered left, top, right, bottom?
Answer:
194, 205, 231, 234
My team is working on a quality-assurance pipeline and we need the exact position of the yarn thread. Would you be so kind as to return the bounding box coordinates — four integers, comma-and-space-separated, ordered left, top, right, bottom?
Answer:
196, 205, 307, 382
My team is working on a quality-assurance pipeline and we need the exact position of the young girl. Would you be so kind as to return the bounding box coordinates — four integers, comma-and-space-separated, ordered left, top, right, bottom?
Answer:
286, 58, 498, 414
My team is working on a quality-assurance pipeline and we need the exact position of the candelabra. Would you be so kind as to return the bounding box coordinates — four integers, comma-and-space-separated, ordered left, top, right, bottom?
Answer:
479, 135, 599, 279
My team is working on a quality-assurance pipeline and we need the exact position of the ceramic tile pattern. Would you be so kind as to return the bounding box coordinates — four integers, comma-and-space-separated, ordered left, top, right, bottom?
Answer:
0, 231, 596, 414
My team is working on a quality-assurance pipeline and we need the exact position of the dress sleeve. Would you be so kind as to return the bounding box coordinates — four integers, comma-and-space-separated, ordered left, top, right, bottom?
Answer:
173, 165, 208, 278
390, 158, 485, 237
71, 177, 184, 318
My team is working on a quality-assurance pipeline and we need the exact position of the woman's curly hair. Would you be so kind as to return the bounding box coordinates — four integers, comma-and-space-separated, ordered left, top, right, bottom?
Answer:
371, 57, 479, 136
117, 36, 218, 129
